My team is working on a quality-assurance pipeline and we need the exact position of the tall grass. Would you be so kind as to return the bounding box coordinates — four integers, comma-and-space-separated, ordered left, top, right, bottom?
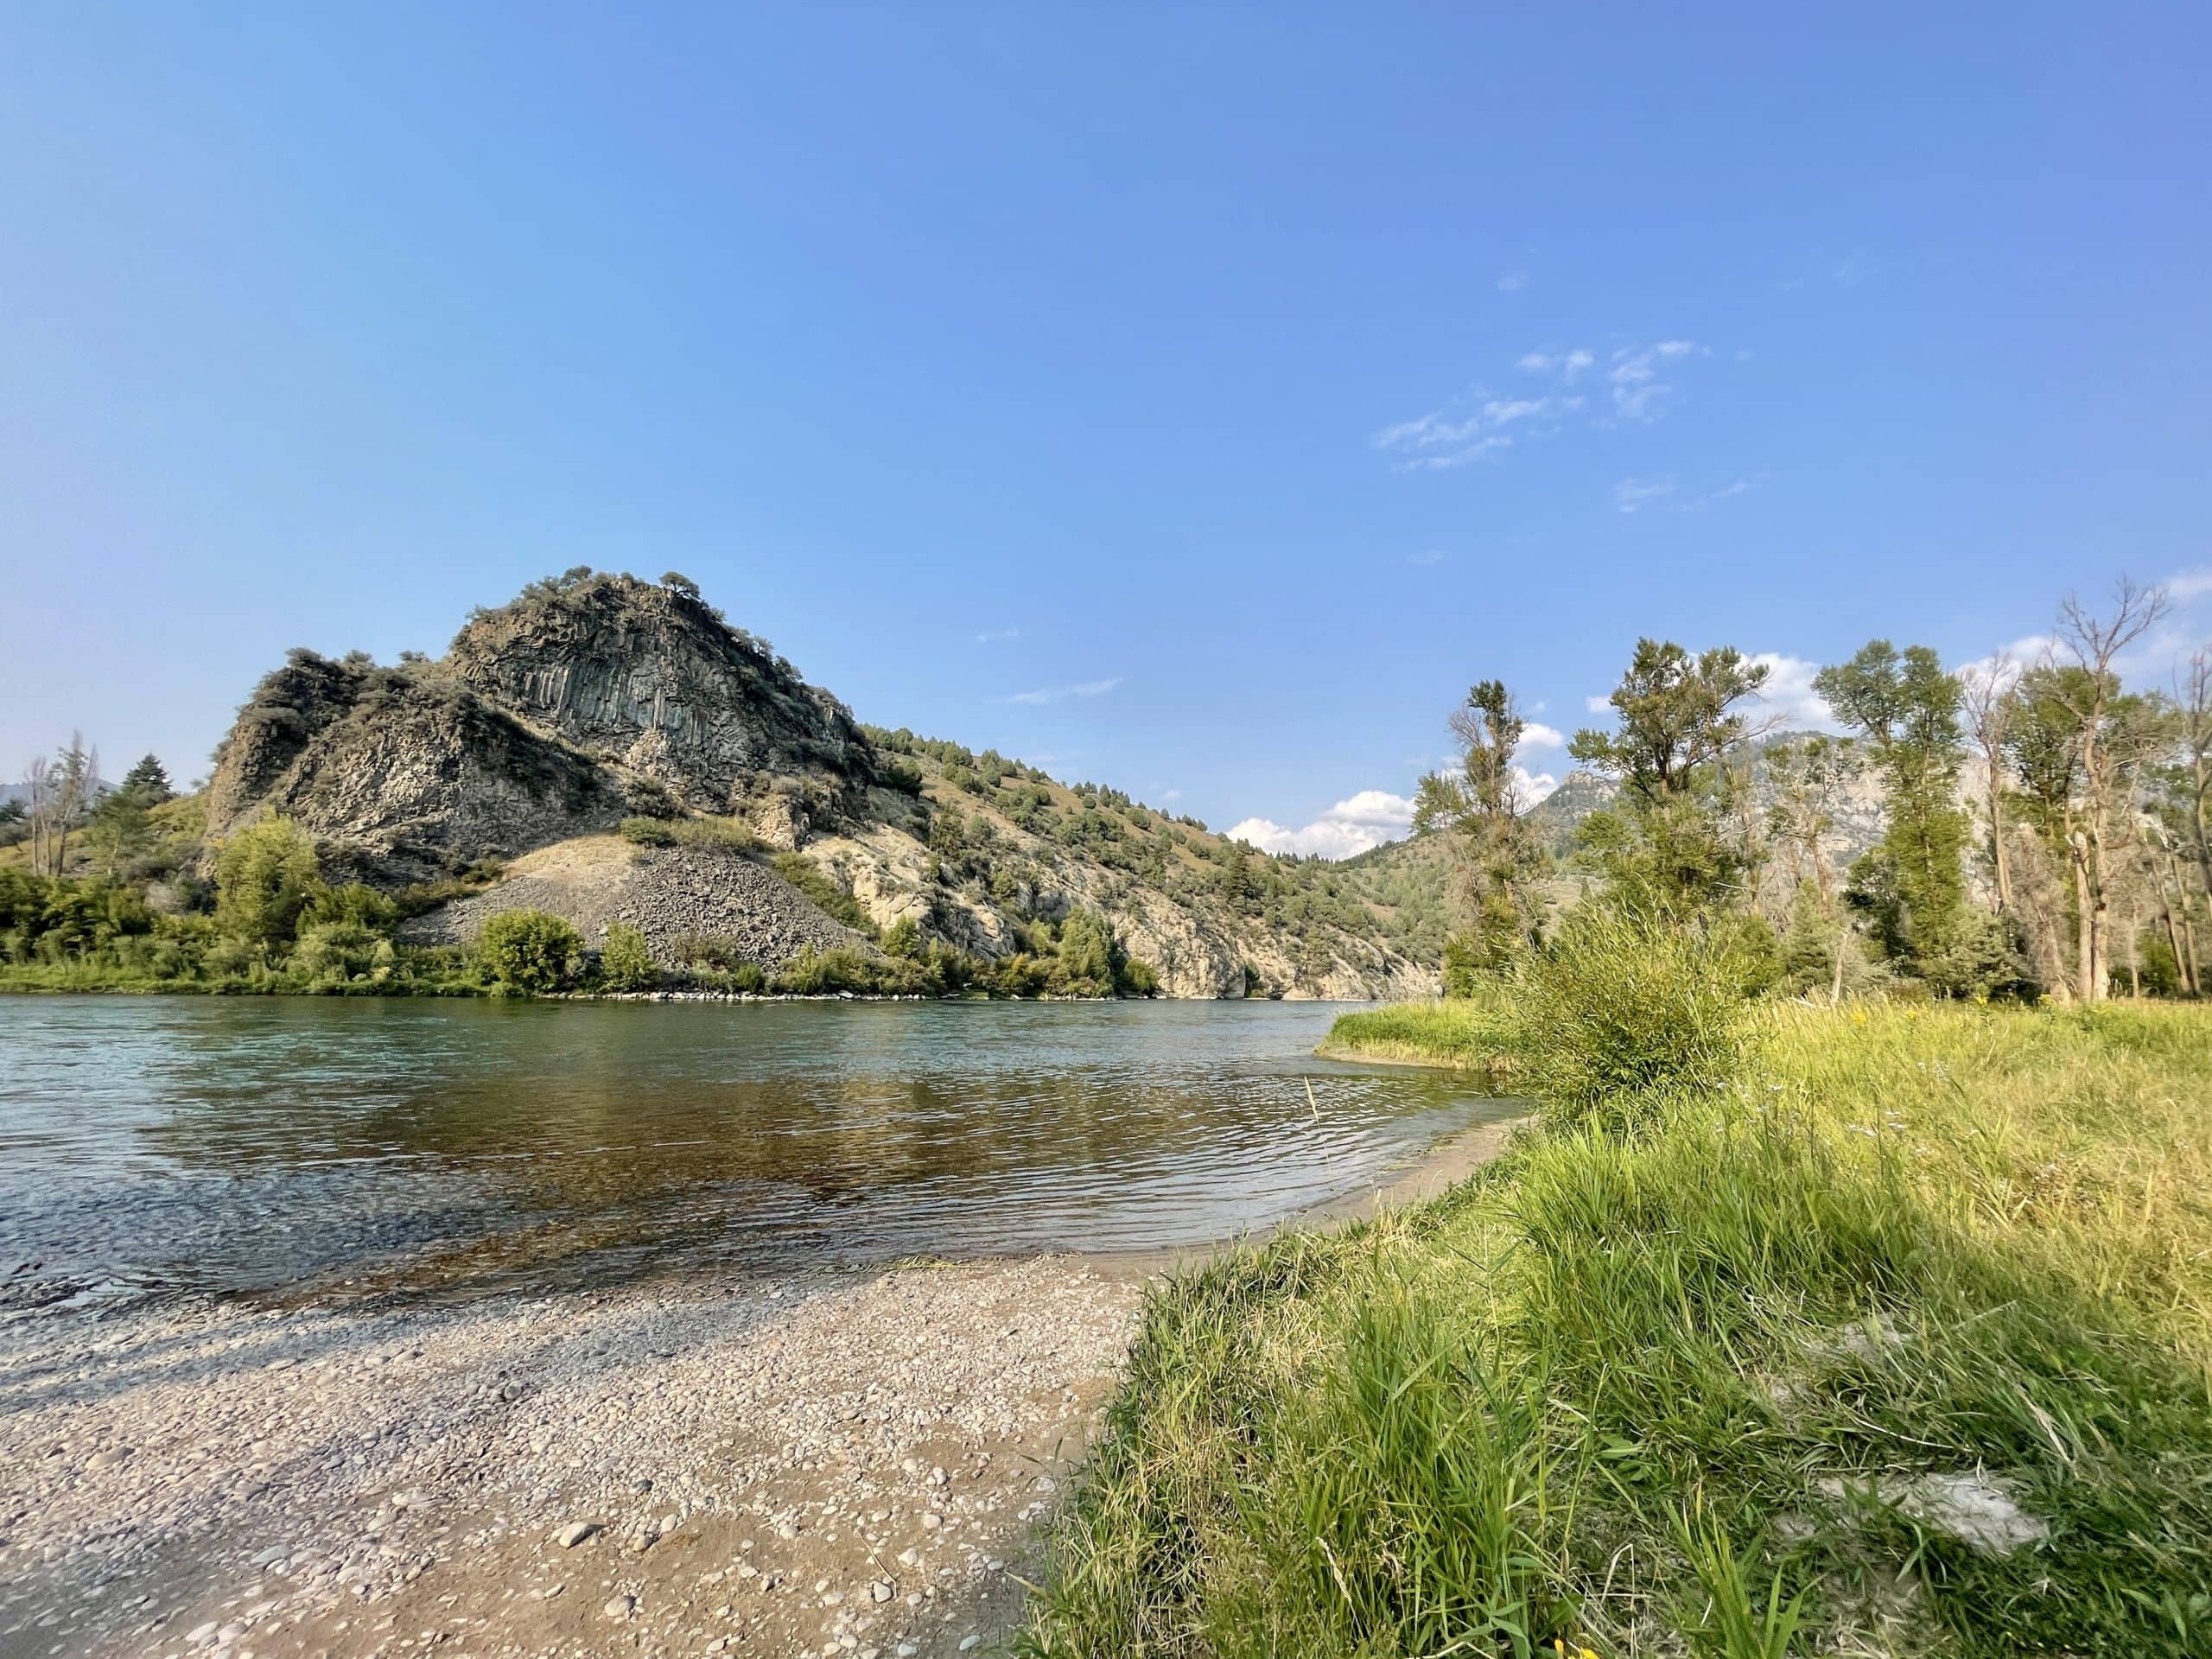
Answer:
1023, 1002, 2212, 1657
1319, 993, 1516, 1070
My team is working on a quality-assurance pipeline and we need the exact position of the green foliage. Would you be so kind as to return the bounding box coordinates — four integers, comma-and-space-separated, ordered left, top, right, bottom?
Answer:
118, 753, 174, 804
1027, 1005, 2212, 1659
1817, 641, 1973, 980
213, 817, 321, 951
620, 816, 677, 847
881, 915, 921, 959
1570, 640, 1770, 918
597, 922, 658, 991
771, 852, 878, 937
1322, 995, 1516, 1069
1512, 907, 1750, 1130
293, 918, 390, 982
474, 908, 586, 995
1416, 678, 1549, 972
305, 882, 398, 933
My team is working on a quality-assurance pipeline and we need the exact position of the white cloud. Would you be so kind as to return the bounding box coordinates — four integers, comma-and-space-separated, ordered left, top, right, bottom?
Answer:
1617, 474, 1757, 513
1372, 388, 1581, 473
1606, 340, 1703, 422
1001, 677, 1122, 706
1157, 787, 1183, 803
2166, 565, 2212, 603
1585, 694, 1613, 715
1228, 789, 1415, 860
1614, 476, 1677, 513
1512, 765, 1561, 805
1380, 339, 1705, 472
1748, 652, 1835, 730
1496, 270, 1529, 292
1405, 549, 1446, 566
1519, 721, 1566, 750
974, 626, 1021, 644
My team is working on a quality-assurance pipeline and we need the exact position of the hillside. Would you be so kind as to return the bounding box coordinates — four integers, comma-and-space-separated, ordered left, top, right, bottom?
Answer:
204, 570, 1435, 1000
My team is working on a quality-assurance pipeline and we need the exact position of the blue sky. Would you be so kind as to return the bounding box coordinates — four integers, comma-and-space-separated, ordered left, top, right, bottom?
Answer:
4, 3, 2208, 855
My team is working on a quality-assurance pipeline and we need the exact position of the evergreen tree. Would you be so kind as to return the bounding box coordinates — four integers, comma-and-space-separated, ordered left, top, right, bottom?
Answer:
118, 754, 173, 804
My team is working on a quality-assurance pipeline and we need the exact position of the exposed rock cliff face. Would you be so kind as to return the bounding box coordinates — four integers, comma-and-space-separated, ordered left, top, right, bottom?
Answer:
447, 575, 876, 814
205, 654, 620, 881
202, 571, 1435, 997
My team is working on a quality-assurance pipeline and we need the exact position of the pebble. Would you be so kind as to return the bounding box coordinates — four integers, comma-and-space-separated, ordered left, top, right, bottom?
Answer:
0, 1256, 1138, 1656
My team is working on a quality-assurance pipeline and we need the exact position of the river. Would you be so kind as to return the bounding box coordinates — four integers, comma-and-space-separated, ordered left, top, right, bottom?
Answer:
0, 995, 1506, 1319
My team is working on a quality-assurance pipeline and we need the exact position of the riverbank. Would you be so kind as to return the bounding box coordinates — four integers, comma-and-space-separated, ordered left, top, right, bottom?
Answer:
1314, 996, 1515, 1070
0, 1257, 1142, 1659
1021, 1002, 2212, 1656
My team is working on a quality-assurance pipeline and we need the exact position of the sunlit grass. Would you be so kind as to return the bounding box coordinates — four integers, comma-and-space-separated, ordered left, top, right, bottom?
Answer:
1320, 994, 1516, 1069
1022, 1002, 2212, 1657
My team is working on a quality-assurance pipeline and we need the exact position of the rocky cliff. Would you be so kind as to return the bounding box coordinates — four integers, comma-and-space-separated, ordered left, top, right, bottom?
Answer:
204, 571, 1434, 998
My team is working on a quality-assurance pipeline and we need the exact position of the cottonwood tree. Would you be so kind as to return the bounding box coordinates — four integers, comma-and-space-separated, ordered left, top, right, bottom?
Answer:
1958, 655, 2022, 914
1763, 734, 1862, 998
2046, 579, 2172, 1001
1569, 640, 1770, 918
1814, 643, 1973, 982
1414, 678, 1547, 982
22, 734, 99, 876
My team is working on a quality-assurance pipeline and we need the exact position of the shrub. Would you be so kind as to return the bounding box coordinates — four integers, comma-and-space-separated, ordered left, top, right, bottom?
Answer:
671, 815, 753, 852
620, 816, 678, 847
213, 817, 321, 950
771, 852, 877, 937
882, 915, 922, 958
1511, 907, 1747, 1131
598, 922, 658, 991
303, 882, 398, 933
295, 918, 386, 982
474, 908, 586, 995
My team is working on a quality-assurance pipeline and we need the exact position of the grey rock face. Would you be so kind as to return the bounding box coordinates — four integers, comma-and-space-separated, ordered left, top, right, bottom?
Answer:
205, 654, 620, 882
447, 575, 876, 813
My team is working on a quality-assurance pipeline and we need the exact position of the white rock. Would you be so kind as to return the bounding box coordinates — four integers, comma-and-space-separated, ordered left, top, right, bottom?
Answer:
554, 1522, 600, 1548
869, 1580, 893, 1603
603, 1592, 637, 1618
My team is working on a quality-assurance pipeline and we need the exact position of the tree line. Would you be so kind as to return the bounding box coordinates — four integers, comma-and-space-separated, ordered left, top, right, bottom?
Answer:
1418, 575, 2206, 1002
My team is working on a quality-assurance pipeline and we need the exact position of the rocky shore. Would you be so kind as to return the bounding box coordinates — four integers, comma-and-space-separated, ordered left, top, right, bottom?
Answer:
0, 1258, 1140, 1659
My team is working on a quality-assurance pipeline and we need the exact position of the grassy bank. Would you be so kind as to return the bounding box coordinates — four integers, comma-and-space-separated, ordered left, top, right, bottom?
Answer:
1022, 1001, 2212, 1656
1318, 995, 1516, 1070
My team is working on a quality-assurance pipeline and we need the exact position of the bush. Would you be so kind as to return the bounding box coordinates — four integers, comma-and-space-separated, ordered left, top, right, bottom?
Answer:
620, 816, 677, 847
882, 915, 921, 958
295, 918, 386, 982
475, 908, 586, 995
598, 922, 658, 991
1511, 907, 1747, 1131
771, 852, 877, 937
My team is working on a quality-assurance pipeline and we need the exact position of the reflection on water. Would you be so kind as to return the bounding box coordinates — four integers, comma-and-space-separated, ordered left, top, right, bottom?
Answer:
0, 997, 1505, 1313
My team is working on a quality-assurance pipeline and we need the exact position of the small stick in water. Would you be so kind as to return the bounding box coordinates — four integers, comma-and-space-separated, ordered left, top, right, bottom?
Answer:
1305, 1078, 1320, 1122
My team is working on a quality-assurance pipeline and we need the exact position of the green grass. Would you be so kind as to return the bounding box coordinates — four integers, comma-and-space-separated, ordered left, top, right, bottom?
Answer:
1022, 1002, 2212, 1657
1320, 995, 1516, 1070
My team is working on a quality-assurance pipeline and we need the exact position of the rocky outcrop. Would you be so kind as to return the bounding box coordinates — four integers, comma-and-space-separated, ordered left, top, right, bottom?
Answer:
205, 654, 620, 881
447, 574, 876, 814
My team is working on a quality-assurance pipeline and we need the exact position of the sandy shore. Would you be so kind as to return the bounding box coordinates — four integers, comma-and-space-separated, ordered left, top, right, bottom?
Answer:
0, 1258, 1141, 1659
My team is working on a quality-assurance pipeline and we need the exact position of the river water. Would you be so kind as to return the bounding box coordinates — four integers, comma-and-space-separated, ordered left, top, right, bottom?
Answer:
0, 996, 1506, 1317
